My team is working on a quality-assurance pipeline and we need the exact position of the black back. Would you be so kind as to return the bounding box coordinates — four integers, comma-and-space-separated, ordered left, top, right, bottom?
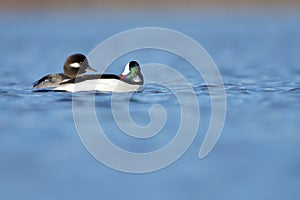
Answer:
60, 74, 120, 85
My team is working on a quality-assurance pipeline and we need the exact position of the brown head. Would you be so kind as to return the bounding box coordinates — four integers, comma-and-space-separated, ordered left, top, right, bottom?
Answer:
63, 53, 96, 78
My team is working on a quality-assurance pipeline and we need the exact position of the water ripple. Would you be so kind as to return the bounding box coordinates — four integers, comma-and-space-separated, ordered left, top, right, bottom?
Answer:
287, 87, 300, 93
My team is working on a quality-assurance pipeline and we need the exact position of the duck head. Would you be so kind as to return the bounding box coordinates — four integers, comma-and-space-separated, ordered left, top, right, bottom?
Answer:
120, 61, 144, 85
64, 53, 96, 78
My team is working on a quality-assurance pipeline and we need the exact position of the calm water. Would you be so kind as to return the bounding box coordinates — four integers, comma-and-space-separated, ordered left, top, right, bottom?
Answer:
1, 9, 300, 200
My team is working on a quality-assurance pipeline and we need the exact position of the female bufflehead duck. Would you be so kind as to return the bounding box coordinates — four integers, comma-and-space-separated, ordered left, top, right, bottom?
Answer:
33, 53, 96, 89
54, 61, 144, 93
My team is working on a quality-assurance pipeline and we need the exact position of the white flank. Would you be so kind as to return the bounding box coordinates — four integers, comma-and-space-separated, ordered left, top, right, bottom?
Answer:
69, 62, 81, 68
54, 79, 142, 93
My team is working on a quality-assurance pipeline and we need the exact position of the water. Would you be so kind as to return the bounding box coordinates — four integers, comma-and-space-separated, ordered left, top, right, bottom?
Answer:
1, 9, 300, 200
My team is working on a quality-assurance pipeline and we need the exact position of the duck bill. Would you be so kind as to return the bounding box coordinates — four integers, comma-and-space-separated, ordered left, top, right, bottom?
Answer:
85, 65, 97, 72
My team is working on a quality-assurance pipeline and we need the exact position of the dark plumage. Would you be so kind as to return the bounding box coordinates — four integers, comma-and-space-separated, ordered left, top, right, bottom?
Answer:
33, 53, 96, 88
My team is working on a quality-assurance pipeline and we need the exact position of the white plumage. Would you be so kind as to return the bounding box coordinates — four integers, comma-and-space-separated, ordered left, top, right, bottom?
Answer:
54, 79, 142, 93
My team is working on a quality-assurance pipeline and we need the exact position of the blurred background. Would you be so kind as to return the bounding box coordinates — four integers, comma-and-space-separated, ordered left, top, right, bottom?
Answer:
1, 0, 300, 8
0, 0, 300, 200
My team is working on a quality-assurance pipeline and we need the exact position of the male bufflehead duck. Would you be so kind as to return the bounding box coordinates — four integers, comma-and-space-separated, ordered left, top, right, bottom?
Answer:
33, 53, 96, 89
54, 61, 144, 93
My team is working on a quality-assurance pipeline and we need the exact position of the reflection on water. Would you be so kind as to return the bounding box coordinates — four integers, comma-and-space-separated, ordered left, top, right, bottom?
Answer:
0, 10, 300, 200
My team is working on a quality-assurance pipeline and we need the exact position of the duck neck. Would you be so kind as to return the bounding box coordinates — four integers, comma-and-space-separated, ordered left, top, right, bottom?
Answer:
64, 65, 80, 78
120, 71, 143, 84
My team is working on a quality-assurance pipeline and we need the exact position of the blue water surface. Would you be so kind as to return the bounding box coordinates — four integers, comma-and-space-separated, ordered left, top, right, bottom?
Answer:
0, 8, 300, 200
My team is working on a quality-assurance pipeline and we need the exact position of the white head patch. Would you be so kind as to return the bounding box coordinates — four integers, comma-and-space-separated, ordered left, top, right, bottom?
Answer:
69, 62, 81, 68
122, 62, 130, 75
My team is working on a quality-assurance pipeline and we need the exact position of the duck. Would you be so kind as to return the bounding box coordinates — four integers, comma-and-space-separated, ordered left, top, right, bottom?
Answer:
33, 53, 97, 89
54, 61, 144, 93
